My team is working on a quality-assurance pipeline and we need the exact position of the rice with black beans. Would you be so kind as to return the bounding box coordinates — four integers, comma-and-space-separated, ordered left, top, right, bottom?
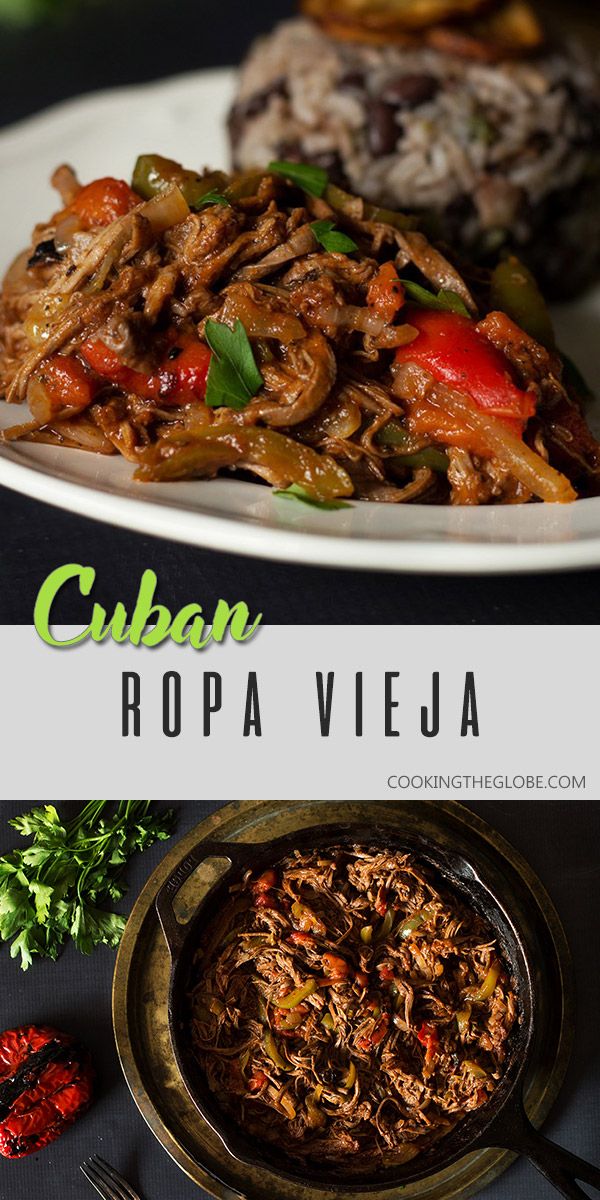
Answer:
230, 18, 600, 297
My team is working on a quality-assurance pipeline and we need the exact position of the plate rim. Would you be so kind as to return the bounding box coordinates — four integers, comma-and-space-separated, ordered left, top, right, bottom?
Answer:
1, 66, 599, 575
3, 448, 600, 574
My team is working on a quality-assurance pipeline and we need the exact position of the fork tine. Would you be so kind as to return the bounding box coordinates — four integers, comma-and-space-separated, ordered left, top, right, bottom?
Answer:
80, 1159, 113, 1200
80, 1156, 142, 1200
89, 1157, 142, 1200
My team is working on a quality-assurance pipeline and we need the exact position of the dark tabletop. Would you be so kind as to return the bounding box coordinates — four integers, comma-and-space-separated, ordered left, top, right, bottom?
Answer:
0, 0, 599, 623
0, 799, 598, 1200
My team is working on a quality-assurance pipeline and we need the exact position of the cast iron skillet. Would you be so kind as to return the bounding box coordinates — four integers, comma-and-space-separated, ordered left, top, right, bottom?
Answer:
156, 823, 600, 1199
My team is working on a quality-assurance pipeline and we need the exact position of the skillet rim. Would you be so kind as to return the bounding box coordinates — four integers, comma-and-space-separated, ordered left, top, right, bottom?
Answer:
159, 820, 541, 1192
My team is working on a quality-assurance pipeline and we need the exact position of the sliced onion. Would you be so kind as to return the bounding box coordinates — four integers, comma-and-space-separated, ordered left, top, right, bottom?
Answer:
24, 295, 69, 347
217, 286, 305, 343
50, 418, 114, 453
26, 376, 59, 424
394, 362, 576, 504
140, 185, 190, 234
54, 212, 82, 252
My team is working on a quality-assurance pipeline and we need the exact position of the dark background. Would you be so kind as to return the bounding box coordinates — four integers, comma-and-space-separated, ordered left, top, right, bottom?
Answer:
0, 0, 599, 623
0, 800, 598, 1200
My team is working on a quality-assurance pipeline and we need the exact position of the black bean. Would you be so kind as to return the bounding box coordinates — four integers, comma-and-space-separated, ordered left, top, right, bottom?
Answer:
367, 99, 399, 157
227, 76, 289, 143
306, 149, 351, 190
273, 139, 302, 162
381, 74, 439, 109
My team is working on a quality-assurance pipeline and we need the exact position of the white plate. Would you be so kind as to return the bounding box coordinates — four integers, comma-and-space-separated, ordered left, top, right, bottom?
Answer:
1, 66, 599, 574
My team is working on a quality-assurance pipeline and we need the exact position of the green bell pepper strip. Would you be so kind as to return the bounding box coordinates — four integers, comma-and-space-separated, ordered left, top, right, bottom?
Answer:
275, 978, 317, 1009
378, 422, 449, 473
490, 257, 555, 350
264, 1030, 288, 1069
132, 154, 229, 211
325, 183, 419, 231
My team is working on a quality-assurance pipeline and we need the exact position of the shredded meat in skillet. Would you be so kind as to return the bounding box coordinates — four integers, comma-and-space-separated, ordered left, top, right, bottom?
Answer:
0, 157, 598, 506
190, 846, 518, 1170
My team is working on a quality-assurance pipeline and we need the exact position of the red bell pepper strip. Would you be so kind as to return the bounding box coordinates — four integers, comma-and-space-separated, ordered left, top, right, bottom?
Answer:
62, 177, 140, 230
248, 1070, 268, 1092
367, 262, 405, 323
0, 1025, 93, 1159
395, 308, 536, 430
288, 931, 317, 949
322, 953, 352, 981
377, 963, 395, 983
80, 337, 212, 406
252, 869, 278, 893
357, 1011, 390, 1052
416, 1020, 439, 1066
30, 353, 95, 416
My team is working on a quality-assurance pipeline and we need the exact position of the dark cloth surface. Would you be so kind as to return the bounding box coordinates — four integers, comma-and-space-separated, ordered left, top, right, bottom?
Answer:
0, 800, 598, 1200
1, 486, 600, 622
0, 0, 599, 623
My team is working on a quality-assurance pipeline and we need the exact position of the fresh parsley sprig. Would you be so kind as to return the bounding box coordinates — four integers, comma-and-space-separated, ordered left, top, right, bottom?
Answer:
310, 219, 357, 254
267, 160, 328, 198
204, 318, 263, 411
400, 279, 471, 318
192, 190, 229, 210
274, 483, 351, 510
0, 801, 174, 970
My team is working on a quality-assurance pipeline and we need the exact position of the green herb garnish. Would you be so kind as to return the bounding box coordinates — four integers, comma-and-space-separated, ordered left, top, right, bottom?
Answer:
267, 160, 328, 198
0, 802, 174, 970
204, 318, 263, 411
274, 483, 351, 510
400, 279, 471, 318
310, 219, 358, 254
192, 189, 230, 210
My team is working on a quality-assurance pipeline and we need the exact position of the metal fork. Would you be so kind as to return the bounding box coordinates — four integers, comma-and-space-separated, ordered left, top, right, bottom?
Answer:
80, 1156, 144, 1200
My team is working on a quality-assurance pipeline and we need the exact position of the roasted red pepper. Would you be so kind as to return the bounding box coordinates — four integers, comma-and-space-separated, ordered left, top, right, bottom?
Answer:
0, 1025, 93, 1159
395, 308, 536, 430
80, 337, 211, 406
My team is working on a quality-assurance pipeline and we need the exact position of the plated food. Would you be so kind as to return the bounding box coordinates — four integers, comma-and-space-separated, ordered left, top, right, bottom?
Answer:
230, 4, 600, 298
0, 155, 598, 508
189, 845, 517, 1170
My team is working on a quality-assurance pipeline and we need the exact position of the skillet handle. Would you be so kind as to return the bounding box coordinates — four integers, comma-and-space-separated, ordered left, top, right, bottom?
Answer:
155, 839, 249, 960
496, 1102, 600, 1199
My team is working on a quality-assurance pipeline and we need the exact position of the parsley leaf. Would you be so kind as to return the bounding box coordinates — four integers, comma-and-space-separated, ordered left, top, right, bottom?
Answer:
0, 801, 174, 970
310, 219, 358, 254
400, 279, 471, 318
274, 483, 351, 510
205, 318, 263, 411
267, 160, 328, 198
191, 190, 229, 210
